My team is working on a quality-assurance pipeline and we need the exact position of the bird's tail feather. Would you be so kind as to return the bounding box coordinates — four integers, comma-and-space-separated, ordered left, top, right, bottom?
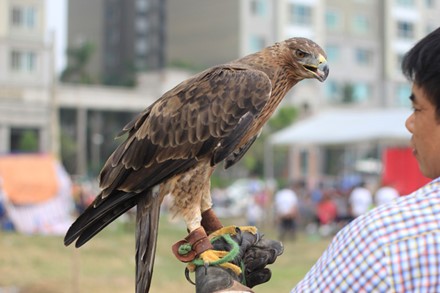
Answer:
64, 191, 139, 247
136, 189, 161, 293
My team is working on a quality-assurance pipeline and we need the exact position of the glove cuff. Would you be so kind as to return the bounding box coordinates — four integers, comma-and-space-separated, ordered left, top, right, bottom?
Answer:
201, 208, 223, 234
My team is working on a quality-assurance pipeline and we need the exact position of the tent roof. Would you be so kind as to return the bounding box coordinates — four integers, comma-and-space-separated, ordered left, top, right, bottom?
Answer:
270, 108, 412, 146
0, 154, 59, 204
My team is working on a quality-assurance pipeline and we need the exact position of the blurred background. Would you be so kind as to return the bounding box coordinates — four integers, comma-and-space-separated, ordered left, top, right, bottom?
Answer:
0, 0, 437, 292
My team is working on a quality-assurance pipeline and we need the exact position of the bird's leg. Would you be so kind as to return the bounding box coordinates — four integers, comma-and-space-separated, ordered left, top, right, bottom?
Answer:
171, 203, 242, 275
200, 189, 223, 234
172, 202, 214, 263
180, 187, 243, 274
200, 190, 257, 239
201, 208, 223, 235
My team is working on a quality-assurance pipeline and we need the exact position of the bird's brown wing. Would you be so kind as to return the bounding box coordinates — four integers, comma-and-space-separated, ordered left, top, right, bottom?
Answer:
64, 65, 272, 247
99, 65, 272, 197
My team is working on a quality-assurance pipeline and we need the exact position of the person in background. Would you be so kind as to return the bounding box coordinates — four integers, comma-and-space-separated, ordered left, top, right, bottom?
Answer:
246, 196, 263, 226
375, 180, 399, 206
274, 182, 298, 241
310, 181, 324, 205
315, 191, 338, 236
348, 180, 372, 219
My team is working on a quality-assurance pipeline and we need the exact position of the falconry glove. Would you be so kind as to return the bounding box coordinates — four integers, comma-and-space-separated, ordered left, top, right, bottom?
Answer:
193, 228, 283, 292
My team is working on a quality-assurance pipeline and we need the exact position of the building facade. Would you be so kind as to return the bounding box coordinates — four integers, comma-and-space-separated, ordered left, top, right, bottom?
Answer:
68, 0, 166, 85
0, 0, 55, 154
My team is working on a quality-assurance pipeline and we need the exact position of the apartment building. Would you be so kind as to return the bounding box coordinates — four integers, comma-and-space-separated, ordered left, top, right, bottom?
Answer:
68, 0, 166, 85
382, 0, 440, 107
0, 0, 55, 154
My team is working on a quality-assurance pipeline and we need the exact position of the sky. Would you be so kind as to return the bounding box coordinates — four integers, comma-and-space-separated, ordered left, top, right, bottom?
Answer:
45, 0, 67, 74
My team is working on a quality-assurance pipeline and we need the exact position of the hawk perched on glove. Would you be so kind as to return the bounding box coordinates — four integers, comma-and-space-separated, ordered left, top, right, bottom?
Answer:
64, 37, 328, 291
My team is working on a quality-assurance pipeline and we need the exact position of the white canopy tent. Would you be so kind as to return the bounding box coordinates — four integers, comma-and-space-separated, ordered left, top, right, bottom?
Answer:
269, 108, 412, 146
264, 108, 413, 182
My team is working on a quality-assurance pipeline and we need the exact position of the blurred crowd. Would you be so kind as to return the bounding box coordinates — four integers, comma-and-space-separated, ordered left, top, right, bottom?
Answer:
211, 176, 400, 241
67, 174, 400, 242
0, 170, 399, 237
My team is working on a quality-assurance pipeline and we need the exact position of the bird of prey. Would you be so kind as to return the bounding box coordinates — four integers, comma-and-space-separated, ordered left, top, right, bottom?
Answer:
64, 37, 328, 292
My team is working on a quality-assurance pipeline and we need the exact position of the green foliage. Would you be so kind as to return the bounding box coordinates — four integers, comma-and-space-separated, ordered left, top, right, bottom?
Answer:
102, 61, 137, 87
268, 106, 299, 132
18, 130, 39, 152
60, 42, 96, 84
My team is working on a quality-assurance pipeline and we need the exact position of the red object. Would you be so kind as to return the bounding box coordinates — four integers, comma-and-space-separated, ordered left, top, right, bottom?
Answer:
316, 200, 337, 225
382, 147, 431, 196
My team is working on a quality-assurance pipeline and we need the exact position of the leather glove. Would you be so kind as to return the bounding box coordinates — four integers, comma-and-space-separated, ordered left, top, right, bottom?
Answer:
212, 229, 283, 288
193, 228, 283, 292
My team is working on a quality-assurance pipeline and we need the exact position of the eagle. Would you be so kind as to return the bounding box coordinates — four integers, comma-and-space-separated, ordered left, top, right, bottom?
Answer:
64, 37, 328, 292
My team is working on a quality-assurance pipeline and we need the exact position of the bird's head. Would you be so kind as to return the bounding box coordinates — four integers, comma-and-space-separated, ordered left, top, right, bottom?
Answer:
281, 37, 329, 82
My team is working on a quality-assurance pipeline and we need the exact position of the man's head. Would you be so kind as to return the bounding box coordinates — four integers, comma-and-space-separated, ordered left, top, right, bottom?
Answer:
403, 27, 440, 179
402, 27, 440, 119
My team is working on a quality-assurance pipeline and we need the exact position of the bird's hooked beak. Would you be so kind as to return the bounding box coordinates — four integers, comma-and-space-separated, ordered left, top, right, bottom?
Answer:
303, 54, 329, 82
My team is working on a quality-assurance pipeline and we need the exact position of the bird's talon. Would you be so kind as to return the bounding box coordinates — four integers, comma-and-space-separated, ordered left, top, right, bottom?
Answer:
220, 262, 242, 275
209, 225, 258, 240
238, 226, 258, 235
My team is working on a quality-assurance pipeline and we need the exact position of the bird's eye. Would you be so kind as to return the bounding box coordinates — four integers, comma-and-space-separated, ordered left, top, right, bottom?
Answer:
296, 50, 307, 58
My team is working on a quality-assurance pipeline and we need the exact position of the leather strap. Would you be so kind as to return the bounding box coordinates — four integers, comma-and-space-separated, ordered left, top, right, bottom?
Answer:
172, 227, 213, 262
201, 208, 223, 235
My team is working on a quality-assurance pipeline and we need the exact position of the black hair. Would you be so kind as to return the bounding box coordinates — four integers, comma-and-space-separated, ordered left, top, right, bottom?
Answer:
402, 27, 440, 118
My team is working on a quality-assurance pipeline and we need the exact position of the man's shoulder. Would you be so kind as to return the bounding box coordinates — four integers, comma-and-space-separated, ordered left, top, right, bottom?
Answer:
340, 178, 440, 244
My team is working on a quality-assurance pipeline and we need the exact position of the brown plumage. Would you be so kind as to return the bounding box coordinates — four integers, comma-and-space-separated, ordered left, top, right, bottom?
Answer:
64, 37, 329, 292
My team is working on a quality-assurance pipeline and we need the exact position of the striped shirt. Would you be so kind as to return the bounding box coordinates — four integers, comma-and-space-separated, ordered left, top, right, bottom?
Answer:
292, 178, 440, 292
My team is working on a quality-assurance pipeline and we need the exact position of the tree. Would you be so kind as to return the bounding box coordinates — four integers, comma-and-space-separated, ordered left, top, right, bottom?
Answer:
18, 130, 39, 152
60, 42, 96, 84
102, 61, 137, 87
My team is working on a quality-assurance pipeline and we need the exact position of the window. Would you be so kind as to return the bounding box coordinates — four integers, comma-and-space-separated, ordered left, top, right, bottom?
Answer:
136, 39, 148, 55
10, 50, 37, 72
397, 21, 414, 39
355, 48, 373, 66
352, 14, 369, 34
249, 35, 265, 52
325, 45, 340, 62
24, 7, 36, 27
136, 0, 149, 12
11, 7, 22, 26
396, 83, 411, 107
425, 0, 435, 8
341, 82, 370, 103
396, 0, 415, 6
24, 52, 35, 71
325, 80, 342, 102
11, 6, 36, 28
136, 18, 148, 33
10, 128, 40, 153
325, 10, 341, 31
352, 83, 370, 102
250, 0, 267, 16
289, 4, 312, 26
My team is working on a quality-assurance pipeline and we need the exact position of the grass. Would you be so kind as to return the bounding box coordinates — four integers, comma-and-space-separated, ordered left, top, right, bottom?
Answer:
0, 216, 332, 292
